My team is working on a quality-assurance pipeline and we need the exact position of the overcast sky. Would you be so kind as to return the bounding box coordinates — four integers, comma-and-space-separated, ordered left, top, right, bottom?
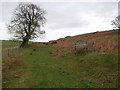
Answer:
0, 1, 119, 42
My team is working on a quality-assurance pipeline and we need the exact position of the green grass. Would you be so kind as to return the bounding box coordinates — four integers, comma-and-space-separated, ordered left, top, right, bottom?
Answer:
2, 44, 118, 88
2, 40, 21, 57
2, 40, 21, 48
1, 40, 38, 57
2, 40, 36, 48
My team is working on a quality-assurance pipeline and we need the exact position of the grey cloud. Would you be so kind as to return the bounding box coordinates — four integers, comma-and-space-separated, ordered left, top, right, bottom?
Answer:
2, 2, 117, 30
47, 17, 89, 30
40, 2, 117, 30
0, 2, 118, 42
41, 2, 90, 30
94, 2, 117, 18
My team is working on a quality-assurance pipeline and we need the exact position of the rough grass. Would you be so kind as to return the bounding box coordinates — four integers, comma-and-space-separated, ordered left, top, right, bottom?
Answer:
2, 40, 37, 48
2, 30, 119, 88
2, 40, 37, 57
2, 40, 21, 49
50, 30, 119, 57
2, 44, 119, 88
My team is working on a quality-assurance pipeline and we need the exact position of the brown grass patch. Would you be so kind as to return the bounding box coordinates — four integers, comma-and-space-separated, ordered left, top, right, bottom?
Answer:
3, 59, 23, 72
2, 59, 23, 85
49, 30, 119, 57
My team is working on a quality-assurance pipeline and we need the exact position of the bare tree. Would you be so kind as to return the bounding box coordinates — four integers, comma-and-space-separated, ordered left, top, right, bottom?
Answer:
8, 2, 46, 48
111, 16, 120, 29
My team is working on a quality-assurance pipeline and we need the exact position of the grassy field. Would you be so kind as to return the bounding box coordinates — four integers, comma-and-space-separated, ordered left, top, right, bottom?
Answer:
2, 40, 21, 57
2, 30, 119, 88
2, 40, 37, 57
2, 43, 118, 88
2, 40, 21, 48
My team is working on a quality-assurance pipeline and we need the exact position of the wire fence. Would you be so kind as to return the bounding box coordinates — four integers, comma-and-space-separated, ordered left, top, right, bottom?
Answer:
2, 45, 21, 57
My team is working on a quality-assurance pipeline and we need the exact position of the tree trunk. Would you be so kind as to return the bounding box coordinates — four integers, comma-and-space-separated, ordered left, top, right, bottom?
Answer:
20, 38, 29, 48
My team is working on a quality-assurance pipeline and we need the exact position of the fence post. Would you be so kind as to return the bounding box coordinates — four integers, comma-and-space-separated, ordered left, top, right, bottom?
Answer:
12, 48, 13, 54
8, 49, 9, 56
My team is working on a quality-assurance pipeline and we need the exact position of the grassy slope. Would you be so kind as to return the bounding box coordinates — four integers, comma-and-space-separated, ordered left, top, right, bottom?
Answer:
2, 40, 35, 48
2, 40, 21, 57
2, 30, 119, 88
51, 29, 119, 54
3, 44, 118, 88
2, 40, 37, 57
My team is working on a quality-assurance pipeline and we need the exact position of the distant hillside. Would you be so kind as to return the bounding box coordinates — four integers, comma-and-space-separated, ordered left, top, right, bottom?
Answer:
49, 29, 119, 57
2, 29, 119, 88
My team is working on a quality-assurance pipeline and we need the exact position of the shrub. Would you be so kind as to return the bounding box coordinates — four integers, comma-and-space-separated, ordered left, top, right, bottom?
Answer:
74, 47, 88, 55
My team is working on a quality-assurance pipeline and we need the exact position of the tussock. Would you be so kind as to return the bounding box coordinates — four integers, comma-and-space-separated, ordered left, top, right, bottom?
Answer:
49, 29, 119, 57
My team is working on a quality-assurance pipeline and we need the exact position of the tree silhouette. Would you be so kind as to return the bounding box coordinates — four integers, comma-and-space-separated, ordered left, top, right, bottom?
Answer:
8, 2, 46, 48
111, 16, 120, 29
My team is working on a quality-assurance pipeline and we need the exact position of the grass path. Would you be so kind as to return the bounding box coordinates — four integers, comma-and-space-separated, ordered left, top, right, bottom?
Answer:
3, 45, 118, 88
3, 45, 84, 88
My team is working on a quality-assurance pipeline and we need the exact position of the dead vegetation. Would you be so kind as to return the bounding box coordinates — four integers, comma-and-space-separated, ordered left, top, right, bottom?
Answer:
2, 59, 23, 85
3, 59, 22, 72
49, 29, 119, 57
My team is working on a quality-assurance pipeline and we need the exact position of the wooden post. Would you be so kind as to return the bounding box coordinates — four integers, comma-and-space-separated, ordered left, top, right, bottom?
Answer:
12, 47, 13, 54
8, 49, 9, 56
